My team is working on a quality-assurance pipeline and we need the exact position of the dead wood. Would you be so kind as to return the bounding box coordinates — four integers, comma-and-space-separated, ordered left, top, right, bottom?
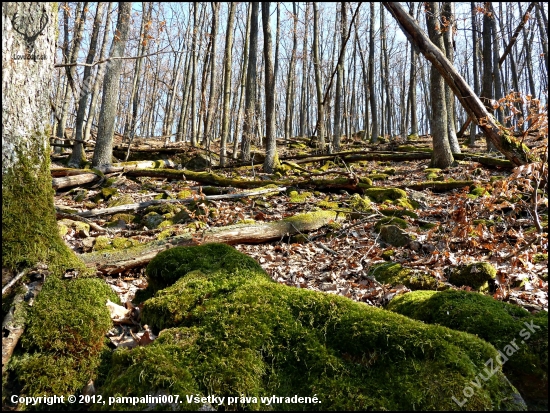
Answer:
81, 210, 344, 274
400, 181, 474, 192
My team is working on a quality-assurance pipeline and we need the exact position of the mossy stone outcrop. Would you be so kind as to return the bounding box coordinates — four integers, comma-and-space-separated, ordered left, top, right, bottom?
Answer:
374, 216, 408, 232
99, 244, 525, 410
364, 188, 418, 210
446, 262, 496, 291
387, 290, 548, 408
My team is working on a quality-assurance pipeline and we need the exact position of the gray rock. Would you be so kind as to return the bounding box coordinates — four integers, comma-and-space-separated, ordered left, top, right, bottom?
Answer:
379, 225, 414, 247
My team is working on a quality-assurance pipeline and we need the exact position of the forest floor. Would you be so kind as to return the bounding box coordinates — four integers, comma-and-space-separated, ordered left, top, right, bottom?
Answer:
51, 132, 548, 323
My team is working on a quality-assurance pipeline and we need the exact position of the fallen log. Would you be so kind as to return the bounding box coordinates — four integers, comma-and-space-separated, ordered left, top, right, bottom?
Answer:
400, 180, 474, 192
71, 186, 286, 218
453, 153, 513, 168
81, 210, 345, 274
52, 173, 100, 189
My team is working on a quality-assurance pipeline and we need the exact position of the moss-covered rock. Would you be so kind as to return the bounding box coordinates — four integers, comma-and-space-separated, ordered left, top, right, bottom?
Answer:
381, 249, 395, 261
101, 187, 118, 200
93, 235, 112, 251
533, 253, 548, 264
446, 262, 496, 291
367, 173, 389, 181
387, 290, 548, 408
143, 212, 164, 229
112, 237, 140, 249
379, 208, 418, 219
364, 188, 418, 210
379, 225, 415, 247
98, 244, 526, 411
289, 190, 313, 203
348, 193, 371, 212
425, 168, 442, 181
369, 262, 446, 290
374, 216, 408, 232
468, 185, 490, 199
12, 277, 118, 398
107, 194, 134, 207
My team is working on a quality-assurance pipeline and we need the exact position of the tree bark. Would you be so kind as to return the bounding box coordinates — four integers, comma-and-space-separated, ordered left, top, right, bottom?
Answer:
442, 2, 460, 153
220, 3, 236, 167
312, 2, 325, 151
382, 2, 532, 166
92, 2, 132, 167
241, 2, 259, 162
425, 2, 454, 168
69, 2, 105, 168
369, 3, 379, 142
262, 2, 278, 173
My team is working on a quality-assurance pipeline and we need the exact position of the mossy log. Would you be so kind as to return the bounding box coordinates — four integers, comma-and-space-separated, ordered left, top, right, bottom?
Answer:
126, 168, 372, 192
399, 180, 474, 192
453, 153, 514, 168
74, 187, 286, 218
81, 210, 344, 274
292, 152, 432, 165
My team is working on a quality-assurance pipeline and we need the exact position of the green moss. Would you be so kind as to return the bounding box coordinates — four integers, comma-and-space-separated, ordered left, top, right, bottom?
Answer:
469, 185, 490, 199
425, 168, 442, 181
13, 277, 118, 397
157, 220, 174, 230
374, 216, 408, 231
387, 290, 548, 406
348, 193, 372, 212
317, 200, 339, 209
473, 219, 495, 227
407, 133, 419, 141
490, 175, 506, 183
111, 237, 140, 249
101, 187, 118, 200
2, 145, 85, 275
143, 212, 164, 229
419, 222, 438, 231
533, 253, 548, 264
289, 190, 313, 203
367, 173, 389, 181
383, 167, 396, 175
156, 229, 174, 240
93, 235, 112, 251
447, 262, 496, 292
177, 189, 194, 199
110, 213, 137, 224
57, 222, 69, 237
365, 188, 408, 203
379, 208, 418, 219
98, 244, 524, 411
107, 194, 134, 207
381, 249, 395, 261
398, 144, 432, 153
236, 218, 256, 225
369, 262, 446, 290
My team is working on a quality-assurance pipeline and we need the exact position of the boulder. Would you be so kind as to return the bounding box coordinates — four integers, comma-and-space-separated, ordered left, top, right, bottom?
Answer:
98, 244, 526, 411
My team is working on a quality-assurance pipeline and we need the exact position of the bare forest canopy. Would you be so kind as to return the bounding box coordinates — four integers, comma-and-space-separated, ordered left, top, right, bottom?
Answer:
51, 2, 548, 170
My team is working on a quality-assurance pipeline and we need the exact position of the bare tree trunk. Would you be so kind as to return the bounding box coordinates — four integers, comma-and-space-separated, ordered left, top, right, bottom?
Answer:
442, 2, 460, 153
408, 4, 419, 137
299, 4, 309, 138
312, 2, 325, 151
233, 3, 251, 158
220, 2, 236, 167
241, 2, 259, 162
369, 2, 378, 142
425, 2, 454, 168
333, 2, 347, 152
284, 2, 298, 143
203, 2, 220, 148
68, 2, 105, 168
262, 2, 278, 173
469, 1, 479, 146
92, 2, 132, 167
56, 2, 88, 153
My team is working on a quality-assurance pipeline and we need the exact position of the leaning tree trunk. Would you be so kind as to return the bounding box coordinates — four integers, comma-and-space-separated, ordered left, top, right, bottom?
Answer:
92, 2, 132, 167
2, 2, 77, 271
382, 2, 532, 166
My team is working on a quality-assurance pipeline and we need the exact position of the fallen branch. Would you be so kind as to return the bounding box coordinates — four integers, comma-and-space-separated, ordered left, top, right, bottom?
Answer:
81, 210, 345, 274
2, 276, 44, 374
72, 187, 286, 218
55, 209, 111, 234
